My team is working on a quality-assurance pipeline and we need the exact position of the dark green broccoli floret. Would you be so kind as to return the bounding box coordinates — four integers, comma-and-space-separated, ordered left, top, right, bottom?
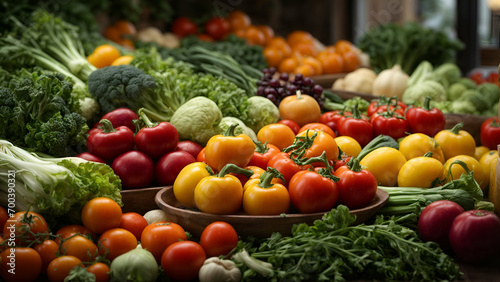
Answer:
477, 82, 500, 105
0, 71, 88, 157
88, 65, 158, 115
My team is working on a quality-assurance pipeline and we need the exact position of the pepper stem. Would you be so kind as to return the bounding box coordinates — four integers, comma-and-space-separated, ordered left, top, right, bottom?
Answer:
99, 119, 116, 133
217, 163, 254, 178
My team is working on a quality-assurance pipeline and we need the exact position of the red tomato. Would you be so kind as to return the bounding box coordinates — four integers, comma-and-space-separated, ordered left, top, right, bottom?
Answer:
480, 117, 500, 150
172, 17, 199, 38
405, 97, 445, 137
98, 228, 137, 261
99, 107, 139, 132
4, 211, 48, 246
176, 140, 204, 159
86, 121, 135, 161
319, 110, 352, 134
200, 221, 239, 258
469, 71, 485, 85
267, 152, 304, 184
0, 206, 7, 232
247, 142, 281, 169
449, 210, 500, 262
417, 200, 464, 251
337, 114, 374, 148
81, 197, 123, 234
33, 239, 59, 275
288, 170, 338, 213
119, 212, 149, 241
75, 152, 106, 163
278, 119, 301, 135
197, 147, 206, 163
204, 17, 230, 40
366, 97, 407, 117
141, 222, 187, 262
111, 150, 155, 189
333, 160, 378, 209
298, 123, 336, 138
161, 241, 206, 281
0, 247, 42, 282
370, 112, 410, 140
155, 150, 196, 186
135, 121, 179, 159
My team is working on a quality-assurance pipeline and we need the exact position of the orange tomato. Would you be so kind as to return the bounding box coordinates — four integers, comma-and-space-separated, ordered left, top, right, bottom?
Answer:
111, 55, 134, 66
256, 25, 274, 45
300, 56, 323, 75
292, 41, 317, 57
320, 52, 344, 74
268, 36, 292, 57
296, 130, 339, 165
98, 228, 138, 261
279, 92, 321, 127
242, 26, 266, 46
263, 46, 284, 68
114, 20, 137, 37
197, 33, 214, 42
81, 197, 123, 234
294, 64, 315, 77
87, 44, 121, 69
287, 30, 314, 47
227, 10, 251, 32
278, 57, 299, 74
60, 235, 98, 262
342, 50, 361, 72
33, 240, 59, 275
299, 123, 336, 138
103, 25, 121, 42
257, 123, 296, 151
333, 39, 353, 55
47, 255, 83, 282
87, 262, 110, 282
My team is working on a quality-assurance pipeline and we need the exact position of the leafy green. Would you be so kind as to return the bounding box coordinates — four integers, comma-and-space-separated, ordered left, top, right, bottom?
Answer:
0, 140, 122, 229
233, 205, 462, 282
357, 22, 464, 74
0, 70, 89, 157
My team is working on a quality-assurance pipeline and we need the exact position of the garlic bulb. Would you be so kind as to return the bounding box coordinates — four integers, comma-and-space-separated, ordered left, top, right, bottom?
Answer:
198, 257, 242, 282
372, 65, 409, 99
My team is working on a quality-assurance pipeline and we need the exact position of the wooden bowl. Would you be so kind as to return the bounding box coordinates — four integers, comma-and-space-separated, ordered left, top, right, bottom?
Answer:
121, 186, 164, 215
155, 186, 389, 238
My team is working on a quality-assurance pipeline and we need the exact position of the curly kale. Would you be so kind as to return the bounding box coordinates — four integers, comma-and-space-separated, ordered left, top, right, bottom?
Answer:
0, 71, 88, 157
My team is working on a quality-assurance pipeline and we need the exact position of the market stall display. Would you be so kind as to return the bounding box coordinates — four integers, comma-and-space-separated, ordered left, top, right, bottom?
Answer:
1, 4, 500, 282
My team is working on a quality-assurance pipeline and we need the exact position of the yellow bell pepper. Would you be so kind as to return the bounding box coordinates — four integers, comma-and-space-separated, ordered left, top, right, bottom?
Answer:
444, 155, 487, 191
434, 122, 476, 160
397, 156, 446, 188
479, 150, 499, 188
399, 133, 445, 164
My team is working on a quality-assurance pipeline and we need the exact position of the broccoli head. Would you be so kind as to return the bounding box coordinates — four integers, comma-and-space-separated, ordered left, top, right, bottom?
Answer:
88, 65, 158, 115
1, 71, 89, 157
402, 80, 447, 106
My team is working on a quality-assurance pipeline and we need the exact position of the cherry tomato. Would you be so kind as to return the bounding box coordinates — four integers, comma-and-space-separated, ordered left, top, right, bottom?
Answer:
86, 262, 110, 282
288, 170, 338, 213
334, 158, 378, 210
4, 211, 49, 246
176, 140, 204, 159
278, 119, 301, 134
0, 247, 42, 282
449, 210, 500, 262
75, 152, 106, 163
33, 239, 59, 275
86, 120, 135, 161
135, 120, 179, 159
200, 221, 239, 258
99, 107, 139, 132
417, 200, 464, 251
247, 141, 281, 169
111, 150, 155, 189
161, 241, 206, 281
81, 197, 123, 234
119, 212, 149, 241
98, 228, 137, 261
47, 255, 83, 282
155, 150, 196, 186
54, 225, 96, 245
172, 17, 199, 38
140, 222, 187, 262
204, 17, 230, 40
60, 234, 98, 262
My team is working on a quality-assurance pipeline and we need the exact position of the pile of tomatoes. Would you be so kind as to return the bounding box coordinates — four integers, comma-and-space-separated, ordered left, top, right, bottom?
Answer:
78, 108, 202, 189
0, 198, 240, 282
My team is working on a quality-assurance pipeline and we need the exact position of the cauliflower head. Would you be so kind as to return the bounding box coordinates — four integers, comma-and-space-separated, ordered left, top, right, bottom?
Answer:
402, 80, 447, 106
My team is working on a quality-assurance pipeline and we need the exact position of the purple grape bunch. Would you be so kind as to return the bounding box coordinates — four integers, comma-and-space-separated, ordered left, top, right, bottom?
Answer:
256, 67, 324, 107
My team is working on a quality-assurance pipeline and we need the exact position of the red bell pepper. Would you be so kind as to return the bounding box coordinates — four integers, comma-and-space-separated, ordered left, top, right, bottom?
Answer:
405, 96, 446, 137
480, 117, 500, 150
135, 109, 179, 159
86, 119, 135, 161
